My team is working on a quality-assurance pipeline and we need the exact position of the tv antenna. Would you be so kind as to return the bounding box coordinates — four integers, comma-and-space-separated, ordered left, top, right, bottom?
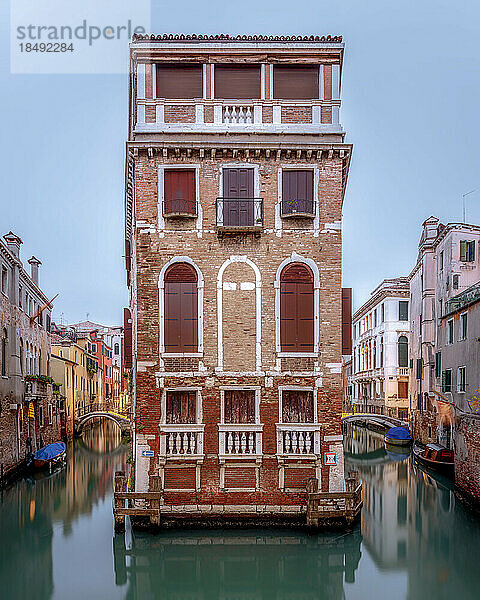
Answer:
462, 188, 478, 223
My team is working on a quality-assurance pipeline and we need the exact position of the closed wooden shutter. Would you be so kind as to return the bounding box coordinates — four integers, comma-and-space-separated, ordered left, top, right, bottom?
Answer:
164, 170, 196, 214
222, 168, 254, 226
156, 64, 203, 99
166, 390, 197, 423
214, 65, 261, 99
164, 264, 198, 353
280, 263, 314, 352
398, 381, 408, 399
282, 170, 314, 215
123, 308, 132, 369
224, 390, 255, 423
282, 390, 314, 423
273, 65, 319, 100
341, 288, 352, 355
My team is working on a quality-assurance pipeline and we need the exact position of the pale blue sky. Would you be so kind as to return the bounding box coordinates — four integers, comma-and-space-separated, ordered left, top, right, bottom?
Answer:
1, 0, 480, 324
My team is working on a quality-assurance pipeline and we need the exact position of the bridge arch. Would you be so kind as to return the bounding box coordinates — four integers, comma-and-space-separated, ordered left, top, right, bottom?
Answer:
75, 411, 131, 436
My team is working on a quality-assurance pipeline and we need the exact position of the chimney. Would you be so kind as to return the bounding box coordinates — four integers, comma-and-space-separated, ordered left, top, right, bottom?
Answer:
3, 231, 23, 258
28, 256, 42, 286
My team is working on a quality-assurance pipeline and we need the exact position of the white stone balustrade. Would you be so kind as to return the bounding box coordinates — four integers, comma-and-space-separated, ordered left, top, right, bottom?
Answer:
159, 424, 204, 457
276, 424, 321, 456
222, 105, 254, 124
218, 424, 263, 456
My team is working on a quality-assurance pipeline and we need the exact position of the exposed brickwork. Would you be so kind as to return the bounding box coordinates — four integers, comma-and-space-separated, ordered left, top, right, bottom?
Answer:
263, 106, 273, 123
164, 105, 196, 123
204, 106, 214, 123
145, 64, 154, 99
281, 106, 312, 124
145, 105, 156, 123
321, 106, 332, 124
324, 64, 332, 100
455, 415, 480, 503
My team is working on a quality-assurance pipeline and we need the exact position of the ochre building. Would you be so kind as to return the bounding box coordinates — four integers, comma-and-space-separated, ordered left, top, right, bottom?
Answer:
125, 34, 353, 524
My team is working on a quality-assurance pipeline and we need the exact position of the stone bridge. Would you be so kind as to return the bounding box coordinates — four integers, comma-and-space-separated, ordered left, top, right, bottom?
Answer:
74, 409, 131, 436
342, 413, 409, 430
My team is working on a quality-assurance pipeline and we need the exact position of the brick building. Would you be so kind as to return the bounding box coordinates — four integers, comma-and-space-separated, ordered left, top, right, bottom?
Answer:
125, 34, 353, 525
0, 232, 59, 482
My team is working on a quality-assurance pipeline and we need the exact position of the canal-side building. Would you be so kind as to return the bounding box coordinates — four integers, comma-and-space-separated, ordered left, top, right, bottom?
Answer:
51, 327, 101, 440
350, 278, 410, 419
125, 33, 354, 525
0, 232, 58, 481
408, 217, 480, 505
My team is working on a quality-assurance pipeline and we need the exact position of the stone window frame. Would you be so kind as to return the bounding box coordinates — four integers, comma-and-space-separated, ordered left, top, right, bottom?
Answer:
276, 164, 320, 234
457, 366, 467, 394
446, 318, 454, 345
278, 385, 318, 424
274, 252, 320, 358
160, 386, 203, 425
217, 163, 261, 227
157, 164, 202, 233
158, 256, 204, 358
218, 385, 261, 425
459, 312, 468, 341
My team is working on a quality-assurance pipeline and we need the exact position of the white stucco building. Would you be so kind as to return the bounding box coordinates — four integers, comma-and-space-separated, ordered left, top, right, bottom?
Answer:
350, 278, 410, 419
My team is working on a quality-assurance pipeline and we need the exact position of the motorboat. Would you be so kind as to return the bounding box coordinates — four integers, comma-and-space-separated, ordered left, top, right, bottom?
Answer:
412, 442, 454, 477
384, 426, 413, 446
33, 441, 66, 472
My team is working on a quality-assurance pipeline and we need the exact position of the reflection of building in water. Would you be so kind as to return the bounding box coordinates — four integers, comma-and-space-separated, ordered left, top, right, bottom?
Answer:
345, 425, 409, 569
114, 529, 362, 600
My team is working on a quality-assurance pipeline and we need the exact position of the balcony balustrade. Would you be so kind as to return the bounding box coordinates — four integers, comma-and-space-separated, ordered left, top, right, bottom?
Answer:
397, 367, 409, 377
276, 424, 321, 456
159, 424, 205, 457
218, 424, 263, 457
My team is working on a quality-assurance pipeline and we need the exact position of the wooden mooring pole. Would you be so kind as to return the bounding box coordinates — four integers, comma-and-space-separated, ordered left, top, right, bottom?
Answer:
114, 471, 127, 532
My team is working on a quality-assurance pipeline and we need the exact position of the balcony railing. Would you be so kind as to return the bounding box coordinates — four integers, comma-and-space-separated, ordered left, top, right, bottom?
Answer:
281, 199, 316, 218
25, 380, 50, 398
218, 424, 263, 456
397, 367, 409, 377
276, 424, 321, 456
159, 424, 205, 457
162, 198, 197, 218
216, 198, 264, 230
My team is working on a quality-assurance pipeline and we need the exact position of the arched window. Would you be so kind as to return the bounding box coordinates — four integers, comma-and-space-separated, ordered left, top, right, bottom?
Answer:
1, 329, 7, 376
398, 336, 408, 367
280, 263, 314, 352
164, 263, 198, 353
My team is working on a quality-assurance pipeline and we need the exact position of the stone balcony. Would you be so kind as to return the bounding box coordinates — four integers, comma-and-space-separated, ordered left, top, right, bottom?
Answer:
159, 424, 205, 458
135, 98, 342, 135
218, 424, 263, 458
276, 423, 321, 457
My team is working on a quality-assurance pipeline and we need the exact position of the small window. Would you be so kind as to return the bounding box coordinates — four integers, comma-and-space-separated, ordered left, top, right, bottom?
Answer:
166, 390, 197, 424
380, 303, 385, 323
1, 329, 7, 377
453, 274, 459, 290
439, 251, 444, 271
460, 313, 467, 340
273, 65, 319, 100
447, 319, 454, 344
281, 170, 314, 216
398, 381, 408, 399
460, 240, 475, 262
398, 301, 409, 321
1, 266, 7, 295
114, 343, 119, 355
442, 369, 452, 393
282, 390, 314, 423
439, 299, 443, 318
457, 367, 466, 393
39, 405, 44, 427
416, 358, 423, 380
214, 64, 261, 99
435, 352, 442, 378
223, 390, 256, 423
155, 64, 203, 99
164, 170, 196, 216
398, 336, 408, 367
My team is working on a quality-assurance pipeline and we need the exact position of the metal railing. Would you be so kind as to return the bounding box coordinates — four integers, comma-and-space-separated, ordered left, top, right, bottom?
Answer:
281, 199, 316, 217
162, 198, 197, 217
216, 197, 264, 228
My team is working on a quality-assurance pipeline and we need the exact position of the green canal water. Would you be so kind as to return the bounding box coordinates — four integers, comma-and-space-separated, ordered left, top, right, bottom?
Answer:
2, 421, 480, 599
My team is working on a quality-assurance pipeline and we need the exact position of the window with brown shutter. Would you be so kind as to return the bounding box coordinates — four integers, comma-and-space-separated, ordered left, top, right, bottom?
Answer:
273, 65, 319, 100
224, 390, 256, 424
164, 170, 196, 215
214, 65, 261, 99
164, 263, 198, 353
156, 64, 203, 99
166, 390, 197, 423
280, 263, 314, 352
221, 168, 255, 226
123, 308, 132, 369
281, 170, 314, 216
282, 390, 314, 423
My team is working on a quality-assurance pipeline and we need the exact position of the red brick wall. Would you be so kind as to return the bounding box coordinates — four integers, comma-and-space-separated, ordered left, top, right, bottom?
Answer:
281, 106, 312, 124
132, 149, 345, 505
164, 105, 196, 123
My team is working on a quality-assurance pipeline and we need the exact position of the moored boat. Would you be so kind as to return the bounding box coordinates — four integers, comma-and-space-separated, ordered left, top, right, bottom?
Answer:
412, 442, 454, 477
33, 441, 66, 471
384, 426, 413, 446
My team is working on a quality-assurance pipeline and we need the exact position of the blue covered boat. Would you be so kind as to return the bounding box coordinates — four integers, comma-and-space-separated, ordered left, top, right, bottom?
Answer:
385, 426, 413, 447
34, 441, 66, 471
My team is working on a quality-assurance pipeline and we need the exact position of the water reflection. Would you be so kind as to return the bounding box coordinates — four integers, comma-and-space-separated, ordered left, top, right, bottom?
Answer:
114, 529, 362, 600
3, 421, 480, 599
